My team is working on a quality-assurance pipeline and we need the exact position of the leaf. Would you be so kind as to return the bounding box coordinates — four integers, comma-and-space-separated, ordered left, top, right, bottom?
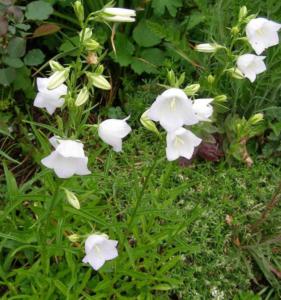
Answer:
131, 48, 165, 74
0, 68, 16, 86
152, 0, 183, 17
59, 36, 80, 56
33, 23, 60, 37
133, 20, 162, 47
13, 67, 35, 99
110, 32, 135, 66
24, 49, 45, 66
7, 37, 26, 58
2, 56, 24, 68
25, 1, 53, 21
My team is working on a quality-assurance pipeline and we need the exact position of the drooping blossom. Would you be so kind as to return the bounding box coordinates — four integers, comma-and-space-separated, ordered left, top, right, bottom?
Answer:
237, 54, 266, 82
33, 77, 67, 115
192, 98, 214, 121
103, 7, 136, 23
166, 127, 202, 161
98, 117, 132, 152
246, 17, 281, 55
147, 88, 198, 132
41, 137, 91, 178
82, 234, 118, 271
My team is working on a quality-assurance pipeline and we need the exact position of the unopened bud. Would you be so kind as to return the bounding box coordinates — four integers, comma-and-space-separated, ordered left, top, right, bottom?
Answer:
47, 68, 70, 90
214, 94, 227, 103
239, 6, 248, 21
75, 87, 89, 106
231, 26, 240, 35
87, 73, 111, 90
167, 70, 176, 86
249, 113, 263, 125
73, 1, 84, 25
84, 39, 100, 51
194, 43, 222, 53
227, 68, 244, 80
79, 28, 92, 42
49, 60, 64, 72
207, 74, 215, 84
64, 188, 80, 210
140, 110, 160, 136
68, 234, 80, 242
95, 64, 104, 75
183, 84, 200, 96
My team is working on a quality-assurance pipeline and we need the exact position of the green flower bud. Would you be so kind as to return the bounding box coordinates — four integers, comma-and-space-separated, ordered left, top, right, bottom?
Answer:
239, 6, 248, 21
84, 39, 100, 51
183, 83, 200, 96
167, 70, 176, 86
68, 234, 80, 242
47, 68, 70, 90
207, 74, 215, 84
214, 95, 227, 103
231, 26, 240, 35
227, 68, 244, 80
249, 113, 263, 125
49, 60, 64, 72
75, 87, 89, 106
79, 28, 92, 42
140, 110, 160, 136
194, 43, 223, 53
64, 188, 80, 210
73, 1, 84, 25
87, 73, 111, 90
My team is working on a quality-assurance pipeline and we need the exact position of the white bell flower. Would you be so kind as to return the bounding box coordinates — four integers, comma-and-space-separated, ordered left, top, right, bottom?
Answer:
82, 234, 118, 271
103, 8, 136, 23
246, 17, 281, 55
147, 88, 198, 132
33, 77, 67, 115
41, 137, 91, 178
237, 54, 266, 82
98, 117, 132, 152
166, 127, 202, 161
192, 98, 214, 121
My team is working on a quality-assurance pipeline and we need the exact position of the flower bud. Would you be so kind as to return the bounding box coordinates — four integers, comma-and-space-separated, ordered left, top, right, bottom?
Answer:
47, 68, 70, 90
194, 43, 222, 53
207, 74, 215, 84
75, 87, 89, 106
102, 7, 136, 23
68, 234, 80, 242
249, 113, 263, 125
167, 70, 176, 86
79, 28, 92, 42
87, 73, 111, 90
183, 83, 200, 96
239, 6, 248, 21
64, 189, 80, 210
84, 39, 100, 51
231, 26, 240, 35
49, 60, 64, 72
73, 1, 84, 24
140, 110, 160, 136
95, 64, 104, 75
227, 67, 244, 80
214, 94, 227, 103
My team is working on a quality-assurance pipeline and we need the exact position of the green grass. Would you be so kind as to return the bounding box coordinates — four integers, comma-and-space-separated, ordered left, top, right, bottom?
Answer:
1, 129, 281, 299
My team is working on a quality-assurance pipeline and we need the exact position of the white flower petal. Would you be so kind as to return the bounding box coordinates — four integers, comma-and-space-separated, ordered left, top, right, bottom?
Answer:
75, 157, 91, 175
166, 128, 202, 161
56, 140, 85, 158
99, 240, 118, 260
83, 251, 105, 271
85, 235, 107, 254
192, 98, 213, 121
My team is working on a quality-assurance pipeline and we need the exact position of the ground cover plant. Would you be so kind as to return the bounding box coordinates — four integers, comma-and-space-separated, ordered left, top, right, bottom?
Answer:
1, 0, 281, 299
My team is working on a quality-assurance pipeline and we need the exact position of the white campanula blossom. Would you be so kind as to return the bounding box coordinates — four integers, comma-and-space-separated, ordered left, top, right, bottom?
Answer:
237, 54, 266, 82
33, 77, 67, 115
246, 17, 281, 55
41, 137, 91, 178
98, 117, 132, 152
82, 234, 118, 271
166, 127, 202, 161
192, 98, 214, 121
103, 7, 136, 23
147, 88, 198, 132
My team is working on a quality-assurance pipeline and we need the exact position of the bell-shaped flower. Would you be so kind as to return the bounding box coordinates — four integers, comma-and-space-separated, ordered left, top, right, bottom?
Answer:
246, 17, 281, 55
34, 77, 67, 115
41, 136, 91, 178
98, 117, 132, 152
82, 234, 118, 271
237, 54, 266, 82
192, 98, 214, 121
166, 127, 202, 161
147, 88, 198, 132
103, 7, 136, 23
